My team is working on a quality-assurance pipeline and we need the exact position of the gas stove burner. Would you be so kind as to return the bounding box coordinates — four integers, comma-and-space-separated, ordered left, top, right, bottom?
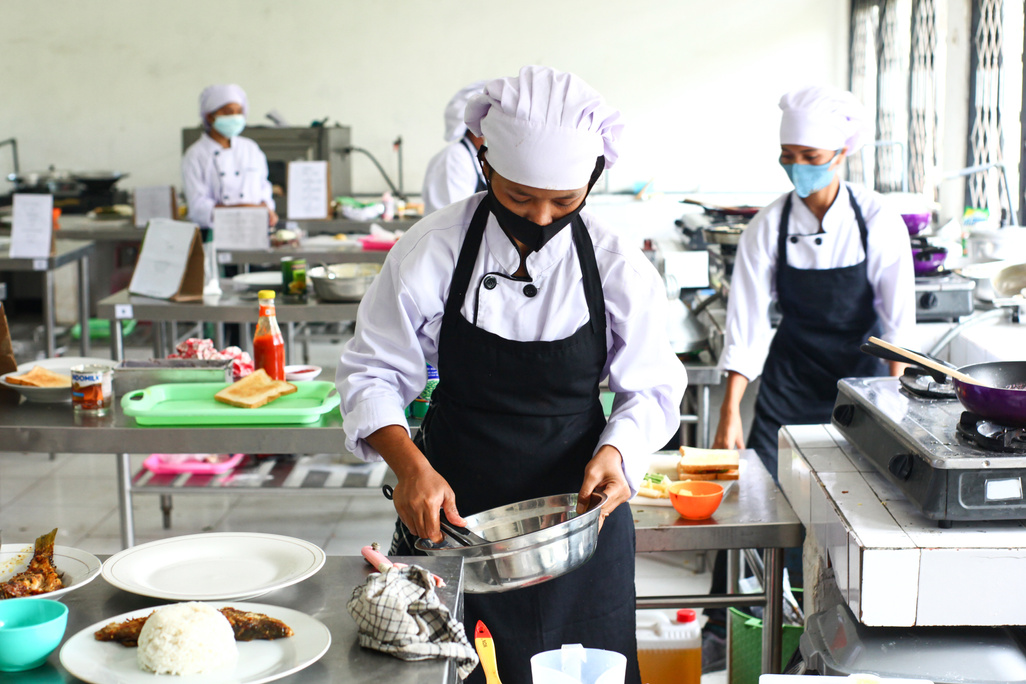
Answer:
899, 367, 956, 399
914, 268, 956, 280
956, 411, 1026, 453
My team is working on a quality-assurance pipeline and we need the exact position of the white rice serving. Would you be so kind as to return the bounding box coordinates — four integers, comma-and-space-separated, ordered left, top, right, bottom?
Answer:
137, 602, 238, 675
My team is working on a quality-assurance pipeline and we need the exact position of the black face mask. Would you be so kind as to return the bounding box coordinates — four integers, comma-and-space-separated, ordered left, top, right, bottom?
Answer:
480, 150, 605, 253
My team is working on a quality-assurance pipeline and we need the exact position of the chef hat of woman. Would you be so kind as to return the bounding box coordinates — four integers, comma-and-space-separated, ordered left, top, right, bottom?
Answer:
443, 80, 488, 142
199, 84, 249, 128
779, 85, 870, 153
464, 65, 624, 190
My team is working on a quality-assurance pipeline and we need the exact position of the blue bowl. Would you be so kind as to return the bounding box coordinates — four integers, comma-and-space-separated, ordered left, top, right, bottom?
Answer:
0, 599, 68, 672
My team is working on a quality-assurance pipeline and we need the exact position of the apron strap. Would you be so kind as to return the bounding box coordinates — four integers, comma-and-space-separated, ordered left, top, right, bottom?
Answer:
571, 216, 605, 335
847, 185, 870, 254
443, 197, 490, 323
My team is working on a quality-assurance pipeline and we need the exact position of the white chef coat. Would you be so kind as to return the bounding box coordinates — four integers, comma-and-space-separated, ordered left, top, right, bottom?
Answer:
720, 182, 916, 382
336, 195, 688, 493
421, 138, 486, 215
181, 133, 275, 228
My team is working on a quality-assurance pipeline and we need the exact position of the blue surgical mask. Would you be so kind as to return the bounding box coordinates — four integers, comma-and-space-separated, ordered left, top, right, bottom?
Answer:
781, 153, 839, 198
212, 114, 246, 139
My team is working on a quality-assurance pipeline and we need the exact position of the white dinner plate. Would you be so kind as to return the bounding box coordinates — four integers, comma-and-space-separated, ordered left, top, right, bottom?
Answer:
0, 356, 116, 403
101, 533, 325, 601
60, 601, 331, 684
231, 271, 284, 292
1, 543, 102, 600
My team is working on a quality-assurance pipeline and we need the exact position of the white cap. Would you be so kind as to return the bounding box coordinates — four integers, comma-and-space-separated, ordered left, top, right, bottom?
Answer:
200, 84, 248, 127
779, 85, 870, 152
443, 80, 488, 142
464, 65, 623, 190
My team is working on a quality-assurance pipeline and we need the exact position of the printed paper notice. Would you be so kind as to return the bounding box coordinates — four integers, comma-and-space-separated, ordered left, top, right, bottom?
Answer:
212, 207, 270, 250
128, 219, 197, 299
287, 161, 330, 220
134, 185, 175, 228
9, 194, 54, 259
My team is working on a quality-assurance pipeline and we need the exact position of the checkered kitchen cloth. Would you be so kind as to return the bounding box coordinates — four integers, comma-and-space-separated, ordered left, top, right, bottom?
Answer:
347, 564, 479, 680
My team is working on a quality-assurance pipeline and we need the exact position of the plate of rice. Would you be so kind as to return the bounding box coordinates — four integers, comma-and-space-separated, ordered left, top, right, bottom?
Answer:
60, 601, 330, 684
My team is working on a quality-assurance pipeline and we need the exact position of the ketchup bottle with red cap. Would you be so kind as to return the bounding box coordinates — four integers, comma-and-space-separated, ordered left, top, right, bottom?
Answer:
253, 290, 285, 381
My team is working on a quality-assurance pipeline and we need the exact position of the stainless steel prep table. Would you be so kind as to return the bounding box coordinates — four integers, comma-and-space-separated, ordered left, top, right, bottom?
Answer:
0, 238, 94, 357
49, 215, 419, 241
46, 555, 464, 683
631, 449, 803, 676
96, 287, 360, 363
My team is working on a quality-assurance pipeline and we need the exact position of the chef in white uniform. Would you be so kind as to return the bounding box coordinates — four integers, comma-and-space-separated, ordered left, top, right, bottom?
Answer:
713, 85, 915, 473
182, 84, 277, 229
337, 65, 686, 684
420, 80, 488, 215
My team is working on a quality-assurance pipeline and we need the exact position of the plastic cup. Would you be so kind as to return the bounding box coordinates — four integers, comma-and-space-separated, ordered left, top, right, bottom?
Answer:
531, 644, 627, 684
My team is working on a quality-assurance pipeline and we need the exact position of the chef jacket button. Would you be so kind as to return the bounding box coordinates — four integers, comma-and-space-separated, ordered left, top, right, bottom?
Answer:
220, 172, 225, 176
214, 151, 219, 155
523, 284, 538, 298
790, 236, 799, 244
235, 171, 240, 176
483, 276, 497, 290
815, 237, 823, 245
222, 195, 229, 200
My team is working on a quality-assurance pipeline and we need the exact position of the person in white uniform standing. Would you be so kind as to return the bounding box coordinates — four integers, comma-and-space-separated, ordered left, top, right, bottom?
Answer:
420, 80, 488, 215
182, 84, 278, 229
337, 66, 687, 684
713, 85, 915, 473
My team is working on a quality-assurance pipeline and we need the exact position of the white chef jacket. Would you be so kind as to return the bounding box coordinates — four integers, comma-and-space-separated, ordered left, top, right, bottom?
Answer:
720, 183, 916, 382
336, 195, 688, 494
181, 133, 275, 228
421, 138, 486, 215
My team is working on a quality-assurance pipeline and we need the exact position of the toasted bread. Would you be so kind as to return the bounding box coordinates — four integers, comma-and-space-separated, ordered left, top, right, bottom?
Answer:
214, 369, 297, 408
681, 469, 739, 481
6, 366, 72, 388
677, 446, 740, 480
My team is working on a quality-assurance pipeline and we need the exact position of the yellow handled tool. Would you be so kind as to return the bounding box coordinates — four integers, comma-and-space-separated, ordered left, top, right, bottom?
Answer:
474, 620, 502, 684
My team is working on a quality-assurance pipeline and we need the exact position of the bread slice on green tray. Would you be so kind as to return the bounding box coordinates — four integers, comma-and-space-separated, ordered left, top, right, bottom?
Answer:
214, 369, 297, 408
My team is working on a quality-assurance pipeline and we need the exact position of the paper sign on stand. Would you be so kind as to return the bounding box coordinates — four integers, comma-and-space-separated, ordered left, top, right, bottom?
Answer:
212, 207, 270, 250
9, 194, 54, 259
128, 219, 205, 301
133, 185, 177, 228
286, 161, 330, 220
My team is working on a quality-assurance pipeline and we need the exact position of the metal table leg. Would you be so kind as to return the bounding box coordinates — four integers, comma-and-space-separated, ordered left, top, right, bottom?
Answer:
215, 322, 225, 350
761, 547, 784, 674
44, 269, 56, 357
117, 452, 136, 549
110, 320, 124, 362
286, 322, 295, 365
698, 385, 711, 448
78, 255, 90, 357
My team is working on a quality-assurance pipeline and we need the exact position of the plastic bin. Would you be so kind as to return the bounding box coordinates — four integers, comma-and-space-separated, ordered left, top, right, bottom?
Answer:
728, 590, 803, 684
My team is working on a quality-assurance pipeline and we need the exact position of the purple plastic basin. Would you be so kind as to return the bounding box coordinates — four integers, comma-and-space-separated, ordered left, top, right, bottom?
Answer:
912, 245, 948, 274
901, 212, 931, 236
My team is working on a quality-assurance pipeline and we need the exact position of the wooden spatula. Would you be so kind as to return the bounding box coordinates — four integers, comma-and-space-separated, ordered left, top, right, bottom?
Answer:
867, 336, 982, 386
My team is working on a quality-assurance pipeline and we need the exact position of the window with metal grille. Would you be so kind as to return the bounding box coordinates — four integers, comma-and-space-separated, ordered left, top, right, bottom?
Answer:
908, 0, 939, 198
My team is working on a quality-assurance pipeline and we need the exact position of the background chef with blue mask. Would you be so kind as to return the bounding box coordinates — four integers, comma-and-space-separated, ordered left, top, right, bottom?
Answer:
713, 85, 915, 473
337, 65, 686, 684
420, 80, 489, 215
182, 84, 278, 228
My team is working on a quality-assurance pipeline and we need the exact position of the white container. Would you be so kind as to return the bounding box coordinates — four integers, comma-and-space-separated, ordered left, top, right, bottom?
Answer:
636, 609, 702, 684
531, 644, 626, 684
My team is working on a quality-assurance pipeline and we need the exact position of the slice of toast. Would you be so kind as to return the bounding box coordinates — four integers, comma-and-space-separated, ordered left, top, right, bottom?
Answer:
6, 366, 72, 388
214, 369, 297, 408
677, 446, 740, 479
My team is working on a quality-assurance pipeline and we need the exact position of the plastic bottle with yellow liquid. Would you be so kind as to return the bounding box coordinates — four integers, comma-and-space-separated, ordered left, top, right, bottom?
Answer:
636, 608, 702, 684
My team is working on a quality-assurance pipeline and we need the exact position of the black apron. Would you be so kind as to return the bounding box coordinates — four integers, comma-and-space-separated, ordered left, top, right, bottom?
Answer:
460, 137, 488, 193
748, 188, 886, 479
390, 199, 640, 684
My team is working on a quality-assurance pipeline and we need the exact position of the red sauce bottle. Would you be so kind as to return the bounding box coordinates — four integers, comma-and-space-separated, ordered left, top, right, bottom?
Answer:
253, 290, 285, 381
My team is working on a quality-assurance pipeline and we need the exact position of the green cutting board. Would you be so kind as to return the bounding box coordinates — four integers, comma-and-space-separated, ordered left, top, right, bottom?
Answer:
121, 381, 340, 426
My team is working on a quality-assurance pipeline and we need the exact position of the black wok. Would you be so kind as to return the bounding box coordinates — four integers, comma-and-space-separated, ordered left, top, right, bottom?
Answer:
680, 198, 761, 220
861, 337, 1026, 427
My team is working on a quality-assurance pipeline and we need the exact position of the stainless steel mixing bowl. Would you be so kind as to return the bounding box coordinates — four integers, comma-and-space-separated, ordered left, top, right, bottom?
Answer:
308, 263, 381, 301
414, 492, 606, 593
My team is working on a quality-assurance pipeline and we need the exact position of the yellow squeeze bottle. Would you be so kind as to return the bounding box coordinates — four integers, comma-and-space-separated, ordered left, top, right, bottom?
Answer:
636, 609, 702, 684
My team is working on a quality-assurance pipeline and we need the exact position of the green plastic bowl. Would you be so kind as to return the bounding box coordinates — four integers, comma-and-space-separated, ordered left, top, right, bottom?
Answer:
0, 599, 68, 672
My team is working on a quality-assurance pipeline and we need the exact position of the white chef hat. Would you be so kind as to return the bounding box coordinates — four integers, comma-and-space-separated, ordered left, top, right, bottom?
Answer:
443, 80, 488, 142
200, 84, 249, 128
779, 85, 870, 153
464, 65, 623, 190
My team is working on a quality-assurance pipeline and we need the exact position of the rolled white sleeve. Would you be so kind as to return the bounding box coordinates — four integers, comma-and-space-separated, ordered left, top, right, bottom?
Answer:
181, 148, 217, 228
422, 141, 482, 215
861, 193, 916, 348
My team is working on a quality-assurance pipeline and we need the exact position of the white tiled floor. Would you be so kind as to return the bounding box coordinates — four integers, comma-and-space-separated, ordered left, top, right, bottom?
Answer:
0, 332, 725, 681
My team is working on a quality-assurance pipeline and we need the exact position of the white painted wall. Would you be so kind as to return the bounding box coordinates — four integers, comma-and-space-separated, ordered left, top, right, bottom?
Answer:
2, 0, 849, 201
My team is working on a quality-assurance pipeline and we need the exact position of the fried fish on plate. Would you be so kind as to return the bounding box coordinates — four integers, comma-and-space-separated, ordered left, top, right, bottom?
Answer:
95, 606, 294, 646
0, 528, 63, 599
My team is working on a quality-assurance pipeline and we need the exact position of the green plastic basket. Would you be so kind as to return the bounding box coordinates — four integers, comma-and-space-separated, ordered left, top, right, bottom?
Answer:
728, 589, 803, 684
71, 318, 137, 341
